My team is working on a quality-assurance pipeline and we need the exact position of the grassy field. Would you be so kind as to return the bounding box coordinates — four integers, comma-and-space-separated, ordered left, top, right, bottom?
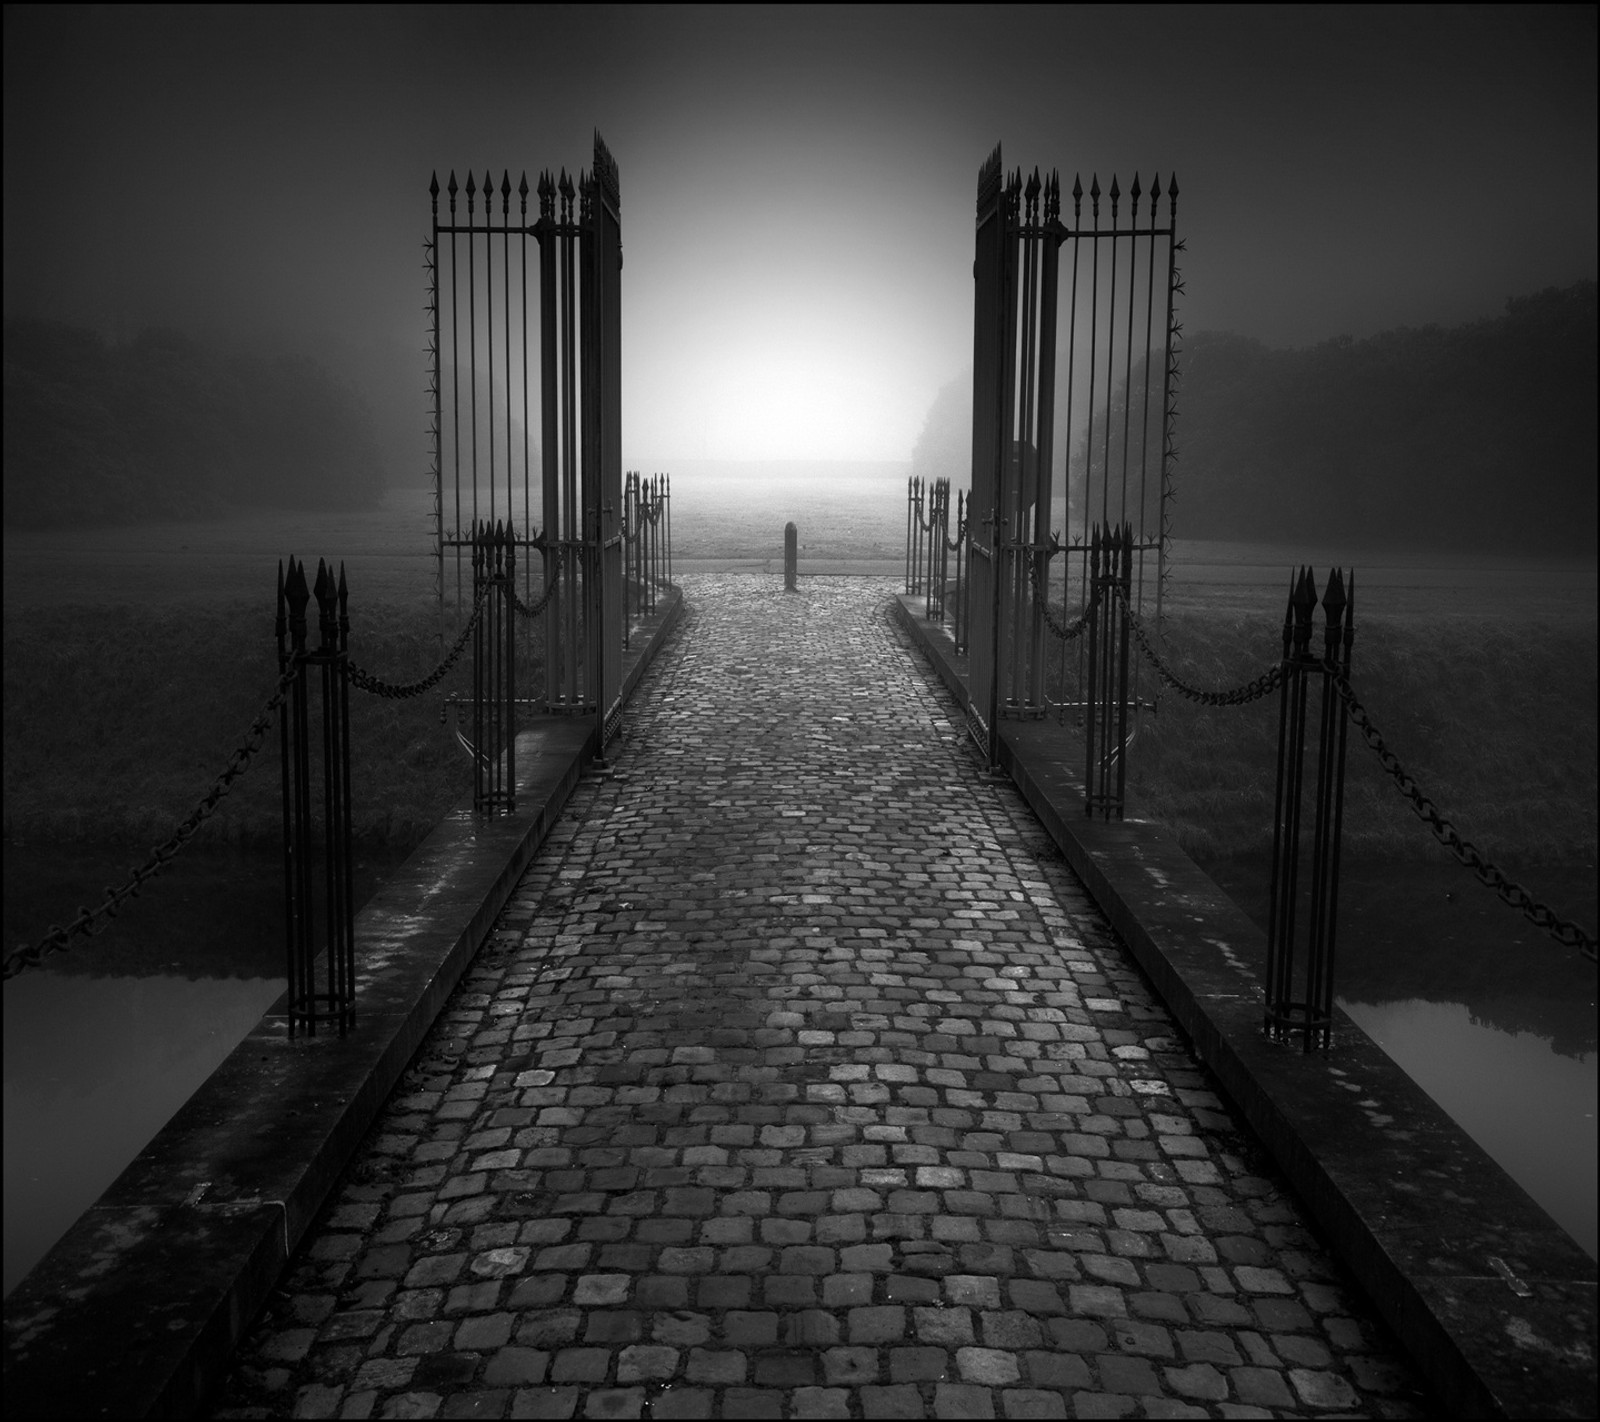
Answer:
3, 491, 545, 849
4, 475, 1596, 883
1106, 600, 1598, 868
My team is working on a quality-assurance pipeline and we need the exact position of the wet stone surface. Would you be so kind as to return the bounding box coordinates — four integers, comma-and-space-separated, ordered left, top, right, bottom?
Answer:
214, 575, 1431, 1419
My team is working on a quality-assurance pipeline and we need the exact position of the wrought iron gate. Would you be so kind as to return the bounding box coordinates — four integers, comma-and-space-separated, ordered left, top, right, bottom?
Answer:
427, 132, 625, 752
965, 143, 1181, 794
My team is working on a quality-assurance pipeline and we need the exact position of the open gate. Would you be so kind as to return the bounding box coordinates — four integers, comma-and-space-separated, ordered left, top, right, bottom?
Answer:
965, 142, 1181, 812
427, 132, 625, 755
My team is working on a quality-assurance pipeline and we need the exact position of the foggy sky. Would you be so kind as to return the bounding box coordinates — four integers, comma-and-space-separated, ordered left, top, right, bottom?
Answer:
4, 4, 1595, 465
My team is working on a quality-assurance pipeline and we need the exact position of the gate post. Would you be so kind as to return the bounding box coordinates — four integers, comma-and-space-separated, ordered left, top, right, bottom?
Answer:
277, 556, 356, 1038
1265, 567, 1355, 1051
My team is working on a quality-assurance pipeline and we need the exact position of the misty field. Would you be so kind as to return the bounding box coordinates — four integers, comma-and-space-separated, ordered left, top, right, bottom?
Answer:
4, 472, 1596, 891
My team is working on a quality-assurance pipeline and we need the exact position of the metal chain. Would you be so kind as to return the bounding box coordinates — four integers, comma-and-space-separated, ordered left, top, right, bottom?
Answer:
5, 665, 299, 980
345, 580, 490, 699
1025, 558, 1094, 645
1115, 583, 1284, 706
510, 545, 566, 620
1331, 672, 1597, 961
512, 574, 560, 620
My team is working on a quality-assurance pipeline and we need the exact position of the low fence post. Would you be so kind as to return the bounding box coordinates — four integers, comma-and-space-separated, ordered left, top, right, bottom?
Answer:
954, 489, 969, 653
278, 555, 356, 1038
472, 521, 516, 814
784, 522, 798, 592
925, 478, 949, 622
1266, 566, 1355, 1051
1083, 523, 1133, 819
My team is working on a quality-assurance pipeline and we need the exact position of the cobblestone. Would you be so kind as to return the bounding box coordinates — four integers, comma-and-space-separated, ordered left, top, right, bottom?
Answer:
215, 576, 1430, 1418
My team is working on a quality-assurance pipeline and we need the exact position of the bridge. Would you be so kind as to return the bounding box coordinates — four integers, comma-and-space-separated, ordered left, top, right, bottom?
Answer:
4, 138, 1594, 1419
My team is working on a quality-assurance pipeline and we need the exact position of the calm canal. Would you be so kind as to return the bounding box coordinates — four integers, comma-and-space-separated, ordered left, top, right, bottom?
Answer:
2, 843, 400, 1297
4, 842, 1595, 1300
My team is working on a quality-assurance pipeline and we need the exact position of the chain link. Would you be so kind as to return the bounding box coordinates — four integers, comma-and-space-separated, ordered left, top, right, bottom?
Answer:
5, 665, 299, 980
1114, 583, 1283, 705
345, 580, 490, 699
512, 573, 560, 620
1331, 672, 1597, 961
1025, 558, 1093, 644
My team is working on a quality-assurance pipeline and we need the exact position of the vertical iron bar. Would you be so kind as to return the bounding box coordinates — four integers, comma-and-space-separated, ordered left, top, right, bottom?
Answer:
1156, 177, 1180, 635
538, 173, 560, 709
521, 173, 532, 656
1138, 175, 1158, 616
1084, 528, 1100, 813
486, 173, 496, 533
472, 525, 484, 808
561, 173, 579, 705
337, 564, 353, 1033
449, 174, 463, 625
1031, 173, 1060, 712
1104, 179, 1121, 536
908, 476, 921, 595
429, 175, 443, 642
1115, 526, 1132, 816
502, 173, 512, 532
468, 174, 480, 562
506, 525, 517, 808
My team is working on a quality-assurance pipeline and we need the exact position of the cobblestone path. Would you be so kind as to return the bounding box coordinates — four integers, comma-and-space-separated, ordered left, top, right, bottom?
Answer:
216, 575, 1428, 1419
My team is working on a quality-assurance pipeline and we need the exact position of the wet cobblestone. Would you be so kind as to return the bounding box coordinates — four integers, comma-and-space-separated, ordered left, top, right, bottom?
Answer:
214, 575, 1430, 1418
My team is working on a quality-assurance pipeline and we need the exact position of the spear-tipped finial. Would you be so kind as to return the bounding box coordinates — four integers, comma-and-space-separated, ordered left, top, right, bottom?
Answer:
1089, 173, 1101, 217
559, 168, 574, 201
1291, 567, 1318, 656
429, 171, 439, 200
1321, 567, 1346, 659
1129, 171, 1141, 218
1026, 167, 1041, 201
501, 169, 512, 206
1109, 173, 1120, 209
1167, 173, 1179, 218
1280, 571, 1296, 658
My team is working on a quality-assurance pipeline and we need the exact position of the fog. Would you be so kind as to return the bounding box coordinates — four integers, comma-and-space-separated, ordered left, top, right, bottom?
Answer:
4, 5, 1596, 478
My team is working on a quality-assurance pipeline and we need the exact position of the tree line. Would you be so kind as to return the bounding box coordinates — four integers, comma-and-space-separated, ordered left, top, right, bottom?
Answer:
4, 318, 388, 528
912, 281, 1597, 552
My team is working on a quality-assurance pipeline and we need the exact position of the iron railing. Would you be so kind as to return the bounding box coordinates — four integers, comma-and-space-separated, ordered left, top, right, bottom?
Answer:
276, 556, 356, 1037
623, 471, 672, 644
1265, 567, 1354, 1052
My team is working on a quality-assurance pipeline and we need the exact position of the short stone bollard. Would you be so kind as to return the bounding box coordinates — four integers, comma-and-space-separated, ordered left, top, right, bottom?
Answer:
784, 522, 798, 592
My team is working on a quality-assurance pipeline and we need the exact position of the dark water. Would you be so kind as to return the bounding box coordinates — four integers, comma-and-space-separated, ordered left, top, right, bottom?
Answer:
4, 841, 1595, 1296
1203, 856, 1597, 1260
2, 843, 405, 1297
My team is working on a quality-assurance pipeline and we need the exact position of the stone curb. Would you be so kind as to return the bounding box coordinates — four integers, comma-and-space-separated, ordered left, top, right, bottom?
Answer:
1, 589, 683, 1421
893, 592, 1597, 1420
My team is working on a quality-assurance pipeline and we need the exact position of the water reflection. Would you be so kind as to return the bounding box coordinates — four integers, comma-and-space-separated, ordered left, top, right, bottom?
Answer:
2, 971, 284, 1297
1340, 996, 1598, 1261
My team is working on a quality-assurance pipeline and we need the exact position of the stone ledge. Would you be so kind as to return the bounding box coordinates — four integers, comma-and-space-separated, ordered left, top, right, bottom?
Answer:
894, 592, 1597, 1420
2, 588, 683, 1420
